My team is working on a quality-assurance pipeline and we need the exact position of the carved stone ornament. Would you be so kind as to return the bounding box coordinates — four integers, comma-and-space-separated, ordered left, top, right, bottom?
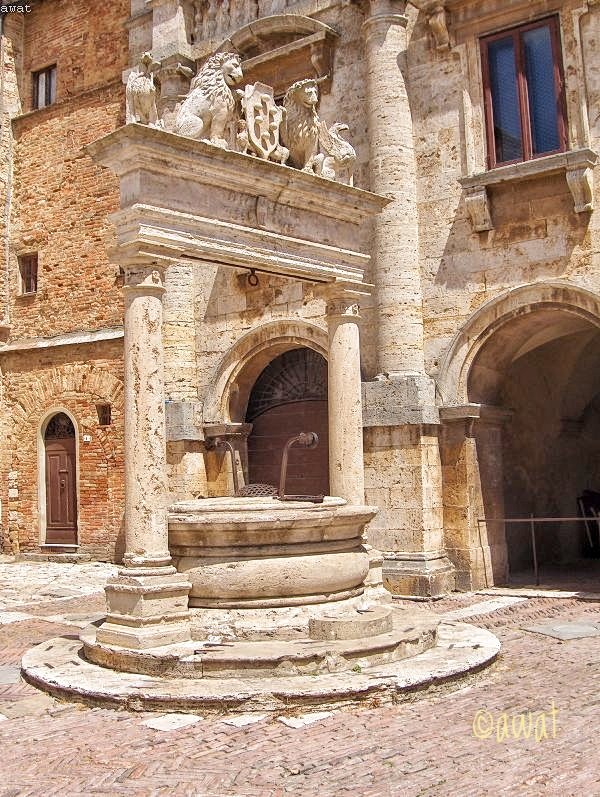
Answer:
427, 4, 450, 50
316, 121, 356, 186
171, 52, 356, 184
280, 77, 356, 184
281, 78, 321, 172
173, 52, 244, 148
566, 165, 594, 213
126, 52, 162, 127
465, 187, 493, 232
236, 82, 289, 164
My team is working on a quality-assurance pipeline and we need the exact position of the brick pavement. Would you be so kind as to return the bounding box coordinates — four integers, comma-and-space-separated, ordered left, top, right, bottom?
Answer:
0, 563, 599, 796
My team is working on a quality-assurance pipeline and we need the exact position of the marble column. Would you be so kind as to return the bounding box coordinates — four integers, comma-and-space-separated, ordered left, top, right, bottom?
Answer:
96, 265, 191, 650
326, 292, 365, 506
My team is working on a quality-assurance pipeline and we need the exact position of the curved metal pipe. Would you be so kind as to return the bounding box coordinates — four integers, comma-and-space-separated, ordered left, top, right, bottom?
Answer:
278, 432, 319, 500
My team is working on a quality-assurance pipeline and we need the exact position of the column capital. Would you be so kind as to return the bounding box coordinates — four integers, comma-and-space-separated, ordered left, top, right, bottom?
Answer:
326, 295, 361, 320
318, 281, 371, 320
123, 264, 167, 297
440, 404, 513, 435
363, 0, 408, 39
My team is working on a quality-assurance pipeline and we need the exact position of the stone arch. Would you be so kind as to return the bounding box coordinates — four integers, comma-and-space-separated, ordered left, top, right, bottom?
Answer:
227, 15, 338, 54
437, 282, 600, 406
6, 364, 124, 430
203, 318, 328, 423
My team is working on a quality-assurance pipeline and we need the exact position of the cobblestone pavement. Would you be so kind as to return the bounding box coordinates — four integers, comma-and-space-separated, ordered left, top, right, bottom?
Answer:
0, 561, 599, 796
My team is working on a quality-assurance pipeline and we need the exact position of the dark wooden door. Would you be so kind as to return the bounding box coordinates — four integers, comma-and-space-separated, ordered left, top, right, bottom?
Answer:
45, 419, 77, 544
245, 348, 329, 496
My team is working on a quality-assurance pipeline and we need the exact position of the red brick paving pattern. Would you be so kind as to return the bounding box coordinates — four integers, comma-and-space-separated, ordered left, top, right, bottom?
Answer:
0, 595, 599, 796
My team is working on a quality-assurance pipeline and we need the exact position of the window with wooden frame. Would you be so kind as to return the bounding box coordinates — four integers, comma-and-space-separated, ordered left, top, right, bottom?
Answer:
32, 64, 57, 110
480, 17, 567, 169
18, 253, 38, 295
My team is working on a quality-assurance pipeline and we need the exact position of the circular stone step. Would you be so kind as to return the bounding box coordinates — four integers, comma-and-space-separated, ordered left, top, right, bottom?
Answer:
21, 623, 500, 714
81, 610, 438, 678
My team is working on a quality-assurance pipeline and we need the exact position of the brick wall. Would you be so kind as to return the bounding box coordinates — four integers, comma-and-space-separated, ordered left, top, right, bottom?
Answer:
1, 340, 125, 559
8, 0, 129, 340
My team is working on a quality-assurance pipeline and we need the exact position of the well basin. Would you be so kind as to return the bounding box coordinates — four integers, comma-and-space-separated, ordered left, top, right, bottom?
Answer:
168, 496, 377, 608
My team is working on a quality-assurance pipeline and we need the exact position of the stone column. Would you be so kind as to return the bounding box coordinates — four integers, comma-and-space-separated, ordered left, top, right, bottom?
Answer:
363, 0, 423, 375
361, 0, 455, 597
325, 291, 365, 505
96, 265, 191, 650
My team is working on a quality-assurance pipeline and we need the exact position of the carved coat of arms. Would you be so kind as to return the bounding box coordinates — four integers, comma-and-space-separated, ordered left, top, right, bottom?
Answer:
237, 82, 289, 164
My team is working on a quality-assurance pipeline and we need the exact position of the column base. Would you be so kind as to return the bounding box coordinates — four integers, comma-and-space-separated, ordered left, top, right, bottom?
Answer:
382, 553, 455, 599
96, 566, 192, 650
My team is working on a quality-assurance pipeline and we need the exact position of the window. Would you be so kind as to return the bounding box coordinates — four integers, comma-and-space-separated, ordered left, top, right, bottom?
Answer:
18, 253, 38, 295
96, 403, 112, 427
32, 65, 57, 109
481, 17, 567, 169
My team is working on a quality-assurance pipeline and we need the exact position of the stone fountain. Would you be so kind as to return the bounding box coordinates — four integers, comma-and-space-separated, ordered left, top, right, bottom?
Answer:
21, 55, 500, 712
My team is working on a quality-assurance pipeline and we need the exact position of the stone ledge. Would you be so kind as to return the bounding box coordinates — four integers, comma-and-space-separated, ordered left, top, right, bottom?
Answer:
459, 148, 597, 231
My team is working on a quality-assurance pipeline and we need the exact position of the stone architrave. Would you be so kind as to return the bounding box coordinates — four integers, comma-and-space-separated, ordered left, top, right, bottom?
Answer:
237, 82, 289, 164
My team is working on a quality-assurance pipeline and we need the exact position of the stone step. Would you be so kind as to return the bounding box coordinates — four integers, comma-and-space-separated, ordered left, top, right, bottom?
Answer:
21, 622, 500, 714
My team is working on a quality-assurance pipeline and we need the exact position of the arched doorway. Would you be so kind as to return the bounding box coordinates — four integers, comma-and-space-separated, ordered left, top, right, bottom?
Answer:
468, 307, 600, 576
245, 348, 329, 496
44, 412, 78, 545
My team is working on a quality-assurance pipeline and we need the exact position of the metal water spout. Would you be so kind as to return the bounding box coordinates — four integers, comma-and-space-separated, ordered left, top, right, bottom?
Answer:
277, 431, 323, 503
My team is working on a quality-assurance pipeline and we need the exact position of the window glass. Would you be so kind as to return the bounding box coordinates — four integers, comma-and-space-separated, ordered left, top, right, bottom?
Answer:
487, 36, 523, 164
522, 25, 560, 155
37, 71, 46, 108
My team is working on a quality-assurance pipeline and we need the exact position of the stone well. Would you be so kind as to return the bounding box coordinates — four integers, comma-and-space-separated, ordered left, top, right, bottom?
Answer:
168, 496, 375, 609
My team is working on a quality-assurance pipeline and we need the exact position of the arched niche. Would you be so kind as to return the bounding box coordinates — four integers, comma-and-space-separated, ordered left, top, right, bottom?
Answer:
223, 15, 339, 97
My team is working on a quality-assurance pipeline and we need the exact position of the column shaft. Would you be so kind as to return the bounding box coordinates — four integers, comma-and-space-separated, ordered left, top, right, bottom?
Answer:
363, 0, 425, 376
123, 268, 170, 565
96, 265, 191, 650
327, 296, 365, 505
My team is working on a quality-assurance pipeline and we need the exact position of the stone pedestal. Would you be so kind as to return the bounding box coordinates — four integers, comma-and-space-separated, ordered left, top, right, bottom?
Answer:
96, 265, 191, 649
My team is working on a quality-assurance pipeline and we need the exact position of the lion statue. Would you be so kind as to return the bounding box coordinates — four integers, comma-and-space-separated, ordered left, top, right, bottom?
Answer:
280, 78, 320, 172
174, 52, 243, 148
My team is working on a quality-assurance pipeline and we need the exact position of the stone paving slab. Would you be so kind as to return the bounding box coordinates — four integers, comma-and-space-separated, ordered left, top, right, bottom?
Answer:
523, 618, 600, 640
